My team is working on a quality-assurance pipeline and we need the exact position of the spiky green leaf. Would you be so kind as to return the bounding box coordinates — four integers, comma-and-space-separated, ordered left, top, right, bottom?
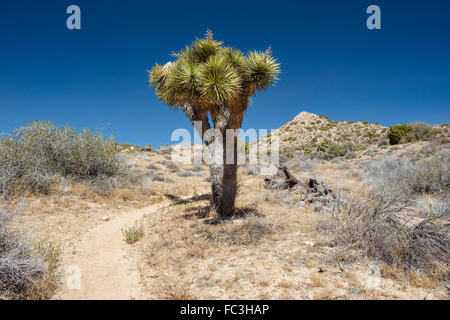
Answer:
198, 56, 241, 103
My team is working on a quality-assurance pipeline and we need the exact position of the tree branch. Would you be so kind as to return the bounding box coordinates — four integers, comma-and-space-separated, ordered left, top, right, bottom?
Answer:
180, 102, 214, 145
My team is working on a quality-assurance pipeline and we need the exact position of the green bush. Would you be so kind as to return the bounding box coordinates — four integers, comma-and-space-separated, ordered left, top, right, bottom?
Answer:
313, 140, 346, 160
366, 129, 376, 140
316, 139, 330, 152
121, 221, 144, 244
0, 121, 126, 198
388, 124, 413, 145
388, 122, 442, 145
120, 143, 133, 150
302, 145, 312, 155
326, 142, 346, 159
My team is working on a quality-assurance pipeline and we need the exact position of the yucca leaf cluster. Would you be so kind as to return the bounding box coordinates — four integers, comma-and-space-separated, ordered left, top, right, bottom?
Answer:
149, 31, 280, 112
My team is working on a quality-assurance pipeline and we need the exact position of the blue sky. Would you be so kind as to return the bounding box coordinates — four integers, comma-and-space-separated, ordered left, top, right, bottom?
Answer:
1, 0, 449, 147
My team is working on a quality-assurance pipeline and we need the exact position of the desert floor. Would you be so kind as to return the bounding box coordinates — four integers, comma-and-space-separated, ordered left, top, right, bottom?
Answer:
4, 139, 447, 300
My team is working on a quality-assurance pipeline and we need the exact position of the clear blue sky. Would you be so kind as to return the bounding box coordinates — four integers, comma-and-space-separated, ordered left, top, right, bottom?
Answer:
1, 0, 449, 147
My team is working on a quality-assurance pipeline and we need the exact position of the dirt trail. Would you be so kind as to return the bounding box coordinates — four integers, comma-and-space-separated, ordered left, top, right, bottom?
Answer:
55, 202, 169, 300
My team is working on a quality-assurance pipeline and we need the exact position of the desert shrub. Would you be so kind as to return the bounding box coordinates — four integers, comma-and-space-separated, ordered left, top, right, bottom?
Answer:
177, 170, 193, 177
409, 122, 442, 141
316, 139, 330, 152
313, 140, 346, 160
146, 163, 158, 170
325, 142, 346, 159
412, 156, 449, 194
366, 129, 377, 140
377, 136, 389, 147
341, 133, 352, 139
241, 164, 260, 175
335, 162, 350, 169
302, 145, 312, 155
160, 160, 179, 170
0, 121, 126, 198
387, 124, 414, 145
191, 165, 204, 172
88, 175, 118, 197
363, 153, 449, 199
145, 172, 165, 182
323, 195, 449, 279
285, 156, 317, 171
119, 143, 133, 150
121, 221, 144, 244
388, 123, 442, 145
344, 151, 358, 159
157, 146, 173, 155
330, 158, 343, 164
0, 208, 59, 299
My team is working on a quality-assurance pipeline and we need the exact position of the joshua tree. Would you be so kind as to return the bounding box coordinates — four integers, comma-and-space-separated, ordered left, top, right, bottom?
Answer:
148, 30, 280, 217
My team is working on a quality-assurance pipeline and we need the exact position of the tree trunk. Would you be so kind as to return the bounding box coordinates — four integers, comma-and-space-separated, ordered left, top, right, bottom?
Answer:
216, 130, 237, 217
209, 162, 223, 212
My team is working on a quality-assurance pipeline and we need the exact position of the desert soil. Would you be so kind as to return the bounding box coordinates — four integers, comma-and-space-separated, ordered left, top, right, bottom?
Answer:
55, 202, 169, 300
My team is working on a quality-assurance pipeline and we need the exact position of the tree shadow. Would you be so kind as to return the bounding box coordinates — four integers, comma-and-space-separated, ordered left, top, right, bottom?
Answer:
203, 206, 262, 225
182, 205, 212, 220
164, 193, 211, 205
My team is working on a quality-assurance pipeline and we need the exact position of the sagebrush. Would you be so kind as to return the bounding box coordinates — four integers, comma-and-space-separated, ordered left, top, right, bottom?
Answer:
0, 121, 133, 198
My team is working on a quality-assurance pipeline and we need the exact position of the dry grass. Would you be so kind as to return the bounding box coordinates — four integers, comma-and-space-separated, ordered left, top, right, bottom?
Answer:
0, 208, 61, 299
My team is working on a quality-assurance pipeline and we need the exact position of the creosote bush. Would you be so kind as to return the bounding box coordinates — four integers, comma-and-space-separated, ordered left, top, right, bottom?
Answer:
0, 121, 129, 198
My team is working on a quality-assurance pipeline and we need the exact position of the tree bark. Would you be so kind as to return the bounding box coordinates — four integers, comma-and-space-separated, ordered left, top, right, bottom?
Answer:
216, 130, 238, 217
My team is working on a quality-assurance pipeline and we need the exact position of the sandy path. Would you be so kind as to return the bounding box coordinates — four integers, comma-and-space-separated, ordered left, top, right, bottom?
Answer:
55, 202, 169, 300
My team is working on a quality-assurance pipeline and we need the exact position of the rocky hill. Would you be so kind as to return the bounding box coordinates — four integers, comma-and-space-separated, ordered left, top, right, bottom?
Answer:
254, 111, 388, 158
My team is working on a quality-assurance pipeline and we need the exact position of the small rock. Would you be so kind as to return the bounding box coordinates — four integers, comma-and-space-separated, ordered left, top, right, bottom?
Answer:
102, 215, 110, 221
304, 240, 315, 247
298, 201, 306, 207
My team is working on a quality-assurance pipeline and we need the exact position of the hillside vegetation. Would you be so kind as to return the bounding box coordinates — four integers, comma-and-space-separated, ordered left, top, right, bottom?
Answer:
254, 111, 448, 161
